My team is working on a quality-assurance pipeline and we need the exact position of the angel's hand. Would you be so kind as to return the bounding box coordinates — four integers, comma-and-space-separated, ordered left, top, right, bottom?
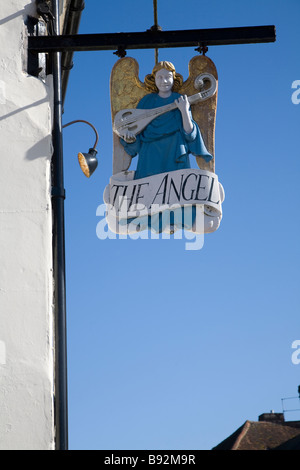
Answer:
175, 95, 190, 116
121, 130, 136, 143
174, 95, 193, 134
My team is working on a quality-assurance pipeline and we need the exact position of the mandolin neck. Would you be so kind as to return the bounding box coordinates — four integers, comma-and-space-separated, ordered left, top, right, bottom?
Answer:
147, 93, 202, 119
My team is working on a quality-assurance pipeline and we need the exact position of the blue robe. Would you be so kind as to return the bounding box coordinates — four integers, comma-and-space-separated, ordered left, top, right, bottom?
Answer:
120, 92, 213, 180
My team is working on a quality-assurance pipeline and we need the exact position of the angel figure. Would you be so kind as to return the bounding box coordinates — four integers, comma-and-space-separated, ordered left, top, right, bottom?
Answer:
118, 61, 213, 180
106, 57, 223, 235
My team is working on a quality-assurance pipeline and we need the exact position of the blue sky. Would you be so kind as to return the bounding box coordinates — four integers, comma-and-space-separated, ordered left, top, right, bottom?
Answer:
61, 0, 300, 450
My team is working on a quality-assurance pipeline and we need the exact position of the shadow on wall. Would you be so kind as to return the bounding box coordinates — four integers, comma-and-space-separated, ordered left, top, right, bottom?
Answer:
25, 135, 53, 161
0, 98, 49, 122
0, 2, 55, 162
0, 97, 53, 161
0, 1, 37, 27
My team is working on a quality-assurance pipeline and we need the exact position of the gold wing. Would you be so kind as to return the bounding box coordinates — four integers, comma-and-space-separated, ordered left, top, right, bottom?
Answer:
179, 55, 218, 173
110, 57, 148, 174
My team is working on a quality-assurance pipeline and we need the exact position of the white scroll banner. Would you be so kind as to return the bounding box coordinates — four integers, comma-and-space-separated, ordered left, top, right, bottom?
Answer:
103, 168, 224, 234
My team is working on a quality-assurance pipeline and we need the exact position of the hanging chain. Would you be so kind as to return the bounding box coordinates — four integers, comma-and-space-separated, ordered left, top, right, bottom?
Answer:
152, 0, 160, 64
114, 0, 161, 61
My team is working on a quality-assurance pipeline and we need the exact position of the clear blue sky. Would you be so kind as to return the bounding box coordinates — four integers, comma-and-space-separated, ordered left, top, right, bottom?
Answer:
61, 0, 300, 450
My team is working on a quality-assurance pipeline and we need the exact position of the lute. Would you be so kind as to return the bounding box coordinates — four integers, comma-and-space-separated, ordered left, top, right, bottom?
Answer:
113, 73, 217, 139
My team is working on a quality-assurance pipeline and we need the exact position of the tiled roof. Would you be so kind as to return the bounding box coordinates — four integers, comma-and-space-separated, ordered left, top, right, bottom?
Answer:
274, 433, 300, 450
212, 420, 300, 450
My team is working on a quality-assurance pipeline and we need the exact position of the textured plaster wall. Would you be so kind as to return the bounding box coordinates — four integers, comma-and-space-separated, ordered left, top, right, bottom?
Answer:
0, 0, 55, 449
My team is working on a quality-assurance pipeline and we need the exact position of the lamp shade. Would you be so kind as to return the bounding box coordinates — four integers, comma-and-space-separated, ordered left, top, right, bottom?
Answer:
78, 148, 98, 178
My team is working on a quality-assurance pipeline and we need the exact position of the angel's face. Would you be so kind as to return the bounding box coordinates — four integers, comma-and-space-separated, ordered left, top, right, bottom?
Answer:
155, 68, 174, 96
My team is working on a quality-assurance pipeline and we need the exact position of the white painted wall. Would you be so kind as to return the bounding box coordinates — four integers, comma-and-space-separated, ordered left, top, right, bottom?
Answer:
0, 0, 55, 449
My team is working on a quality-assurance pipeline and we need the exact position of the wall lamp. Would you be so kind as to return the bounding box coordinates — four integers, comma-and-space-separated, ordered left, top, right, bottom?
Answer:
62, 119, 99, 177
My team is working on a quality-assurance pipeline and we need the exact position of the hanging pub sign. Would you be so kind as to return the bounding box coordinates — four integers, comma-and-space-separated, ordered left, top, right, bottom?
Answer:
103, 55, 225, 235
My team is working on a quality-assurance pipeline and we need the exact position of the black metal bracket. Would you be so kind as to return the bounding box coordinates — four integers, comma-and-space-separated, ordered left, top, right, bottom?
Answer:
26, 15, 47, 78
51, 186, 66, 200
28, 25, 276, 54
113, 46, 127, 58
195, 43, 209, 56
36, 0, 54, 24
